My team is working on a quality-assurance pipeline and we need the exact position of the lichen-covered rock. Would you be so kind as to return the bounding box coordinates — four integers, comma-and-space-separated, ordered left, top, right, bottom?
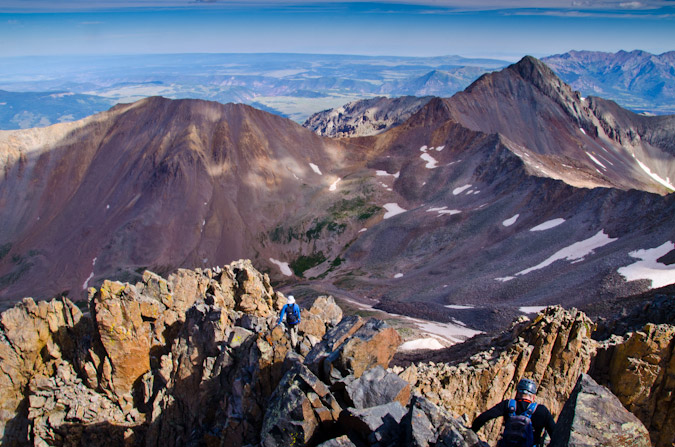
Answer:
550, 374, 651, 447
594, 323, 675, 447
91, 280, 154, 399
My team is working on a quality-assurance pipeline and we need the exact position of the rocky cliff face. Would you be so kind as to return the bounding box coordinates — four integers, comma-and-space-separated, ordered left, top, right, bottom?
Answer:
0, 261, 672, 446
0, 261, 482, 447
303, 96, 432, 137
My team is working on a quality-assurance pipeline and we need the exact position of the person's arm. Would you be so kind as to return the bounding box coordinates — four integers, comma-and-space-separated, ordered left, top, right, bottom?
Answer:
295, 304, 301, 323
544, 407, 556, 438
471, 401, 506, 432
277, 305, 287, 325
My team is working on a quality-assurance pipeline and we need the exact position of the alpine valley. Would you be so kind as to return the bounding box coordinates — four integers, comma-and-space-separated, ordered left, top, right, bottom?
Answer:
0, 55, 673, 335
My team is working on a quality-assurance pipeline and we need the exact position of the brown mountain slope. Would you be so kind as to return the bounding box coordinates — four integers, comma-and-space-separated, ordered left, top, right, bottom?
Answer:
0, 97, 349, 305
0, 57, 674, 324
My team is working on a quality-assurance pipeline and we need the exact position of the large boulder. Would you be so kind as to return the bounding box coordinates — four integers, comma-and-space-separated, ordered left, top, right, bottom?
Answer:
345, 366, 411, 409
339, 401, 408, 446
306, 316, 401, 384
405, 395, 482, 447
550, 374, 651, 447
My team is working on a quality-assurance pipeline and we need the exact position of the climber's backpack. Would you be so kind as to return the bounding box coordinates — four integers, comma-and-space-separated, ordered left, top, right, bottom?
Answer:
286, 304, 300, 325
497, 399, 537, 447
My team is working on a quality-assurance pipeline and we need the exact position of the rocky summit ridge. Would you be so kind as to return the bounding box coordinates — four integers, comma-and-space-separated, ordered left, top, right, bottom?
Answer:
0, 260, 672, 446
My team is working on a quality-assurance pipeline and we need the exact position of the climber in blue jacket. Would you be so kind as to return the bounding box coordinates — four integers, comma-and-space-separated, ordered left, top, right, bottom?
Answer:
277, 295, 301, 349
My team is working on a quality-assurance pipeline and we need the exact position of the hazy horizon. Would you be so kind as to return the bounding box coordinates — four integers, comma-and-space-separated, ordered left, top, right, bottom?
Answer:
2, 1, 674, 60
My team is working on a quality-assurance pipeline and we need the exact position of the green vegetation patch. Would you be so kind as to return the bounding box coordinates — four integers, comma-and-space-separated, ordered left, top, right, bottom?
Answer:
329, 197, 381, 221
290, 252, 327, 277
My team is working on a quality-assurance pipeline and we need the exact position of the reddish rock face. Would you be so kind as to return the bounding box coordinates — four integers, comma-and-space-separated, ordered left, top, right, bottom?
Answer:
92, 280, 153, 398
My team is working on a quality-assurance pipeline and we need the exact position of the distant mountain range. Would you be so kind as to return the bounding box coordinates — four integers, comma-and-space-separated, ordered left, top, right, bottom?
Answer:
1, 56, 673, 330
1, 50, 673, 131
543, 50, 675, 115
0, 53, 508, 128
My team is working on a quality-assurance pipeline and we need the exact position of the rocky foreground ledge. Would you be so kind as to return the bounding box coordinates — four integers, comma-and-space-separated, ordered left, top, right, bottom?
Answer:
0, 260, 672, 446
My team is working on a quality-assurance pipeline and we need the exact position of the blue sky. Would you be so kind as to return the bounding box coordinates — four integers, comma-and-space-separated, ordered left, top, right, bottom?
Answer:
2, 1, 674, 60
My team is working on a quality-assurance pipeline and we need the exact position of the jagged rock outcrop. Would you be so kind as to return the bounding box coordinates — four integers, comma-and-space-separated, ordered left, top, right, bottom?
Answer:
400, 306, 597, 444
550, 373, 651, 447
1, 261, 674, 447
592, 323, 675, 447
1, 260, 475, 447
0, 297, 84, 444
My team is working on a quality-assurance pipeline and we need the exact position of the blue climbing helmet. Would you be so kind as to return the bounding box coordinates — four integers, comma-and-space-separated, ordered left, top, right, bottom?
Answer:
516, 378, 538, 396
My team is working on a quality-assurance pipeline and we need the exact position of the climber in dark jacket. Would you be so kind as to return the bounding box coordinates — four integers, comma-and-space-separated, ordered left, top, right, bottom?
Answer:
471, 378, 556, 446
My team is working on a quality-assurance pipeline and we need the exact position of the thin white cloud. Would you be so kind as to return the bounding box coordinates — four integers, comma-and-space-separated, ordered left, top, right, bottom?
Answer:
3, 0, 674, 13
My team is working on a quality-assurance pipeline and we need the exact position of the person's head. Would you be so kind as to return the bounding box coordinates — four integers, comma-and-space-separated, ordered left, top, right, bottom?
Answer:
287, 295, 295, 304
515, 378, 537, 402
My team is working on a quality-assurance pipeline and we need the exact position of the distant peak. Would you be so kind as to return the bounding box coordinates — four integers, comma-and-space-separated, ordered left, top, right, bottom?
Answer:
510, 55, 557, 82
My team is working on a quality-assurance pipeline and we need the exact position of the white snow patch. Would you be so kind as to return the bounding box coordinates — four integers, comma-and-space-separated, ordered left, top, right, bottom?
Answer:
635, 158, 675, 191
436, 145, 445, 151
414, 319, 482, 344
359, 228, 367, 233
376, 170, 399, 178
495, 276, 515, 282
394, 273, 404, 278
421, 153, 438, 169
106, 204, 110, 210
520, 306, 547, 314
618, 241, 675, 289
453, 184, 472, 195
516, 230, 617, 276
329, 177, 341, 191
503, 214, 519, 227
445, 305, 474, 309
383, 203, 407, 219
309, 163, 322, 175
420, 145, 428, 151
586, 152, 607, 169
530, 218, 565, 232
82, 257, 98, 290
269, 258, 293, 276
338, 295, 481, 345
427, 206, 461, 216
399, 338, 445, 351
579, 127, 586, 135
